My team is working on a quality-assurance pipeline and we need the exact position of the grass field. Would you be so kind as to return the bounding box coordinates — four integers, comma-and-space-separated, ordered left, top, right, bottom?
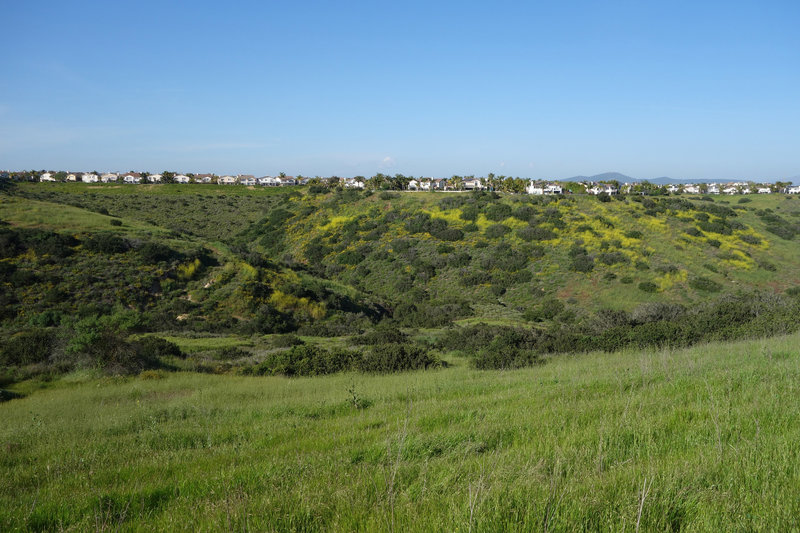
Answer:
3, 333, 800, 531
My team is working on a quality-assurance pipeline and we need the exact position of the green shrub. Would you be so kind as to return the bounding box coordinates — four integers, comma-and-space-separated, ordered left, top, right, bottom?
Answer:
638, 281, 658, 293
569, 253, 594, 273
739, 234, 761, 245
0, 329, 55, 366
517, 226, 555, 241
358, 344, 441, 373
485, 203, 512, 222
689, 277, 722, 292
137, 337, 184, 359
485, 224, 510, 239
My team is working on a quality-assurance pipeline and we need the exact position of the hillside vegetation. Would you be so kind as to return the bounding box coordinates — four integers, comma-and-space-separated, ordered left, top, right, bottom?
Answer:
3, 182, 800, 383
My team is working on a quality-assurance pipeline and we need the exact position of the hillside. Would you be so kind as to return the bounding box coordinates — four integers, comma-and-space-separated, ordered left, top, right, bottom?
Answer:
2, 332, 800, 530
3, 182, 800, 383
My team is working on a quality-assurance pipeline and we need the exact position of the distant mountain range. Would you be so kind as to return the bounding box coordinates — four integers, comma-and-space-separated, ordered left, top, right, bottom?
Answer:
562, 172, 796, 185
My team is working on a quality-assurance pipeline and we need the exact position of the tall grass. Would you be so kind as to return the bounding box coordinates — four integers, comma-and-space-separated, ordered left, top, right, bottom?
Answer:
2, 333, 800, 530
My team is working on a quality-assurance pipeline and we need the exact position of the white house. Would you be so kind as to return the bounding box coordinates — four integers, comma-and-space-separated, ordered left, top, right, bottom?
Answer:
40, 172, 55, 182
462, 178, 483, 191
666, 185, 680, 194
757, 187, 771, 194
174, 174, 191, 184
259, 176, 280, 186
526, 182, 544, 195
122, 172, 142, 184
707, 184, 720, 194
545, 184, 563, 194
101, 173, 118, 183
786, 185, 800, 194
280, 176, 297, 186
239, 175, 257, 186
344, 178, 364, 189
195, 174, 214, 183
723, 186, 738, 195
219, 175, 238, 185
66, 173, 78, 182
407, 179, 419, 190
684, 185, 701, 194
148, 174, 162, 183
81, 173, 99, 183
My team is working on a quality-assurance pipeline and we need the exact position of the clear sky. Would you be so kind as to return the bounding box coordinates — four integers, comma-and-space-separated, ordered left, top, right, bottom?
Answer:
2, 1, 798, 181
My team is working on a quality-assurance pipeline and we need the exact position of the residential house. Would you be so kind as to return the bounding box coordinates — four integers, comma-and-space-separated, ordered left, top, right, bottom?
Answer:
586, 184, 617, 195
122, 172, 142, 184
195, 173, 214, 183
407, 179, 420, 190
101, 173, 119, 183
239, 175, 257, 186
219, 175, 238, 185
545, 184, 563, 195
147, 174, 162, 183
707, 184, 720, 194
344, 178, 364, 189
757, 187, 772, 194
684, 185, 701, 194
786, 185, 800, 194
66, 173, 79, 182
280, 176, 297, 186
40, 172, 56, 182
174, 174, 191, 184
258, 176, 281, 186
81, 173, 99, 183
666, 185, 680, 194
526, 182, 544, 195
462, 178, 483, 191
722, 186, 738, 195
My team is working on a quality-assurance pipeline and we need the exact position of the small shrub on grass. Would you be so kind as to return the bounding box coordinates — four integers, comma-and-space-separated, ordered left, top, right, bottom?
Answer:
786, 286, 800, 297
620, 276, 633, 284
638, 281, 658, 293
707, 239, 722, 248
358, 343, 441, 373
137, 337, 184, 359
689, 277, 722, 292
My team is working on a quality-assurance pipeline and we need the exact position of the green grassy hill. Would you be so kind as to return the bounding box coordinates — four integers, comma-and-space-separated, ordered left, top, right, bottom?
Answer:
2, 332, 800, 530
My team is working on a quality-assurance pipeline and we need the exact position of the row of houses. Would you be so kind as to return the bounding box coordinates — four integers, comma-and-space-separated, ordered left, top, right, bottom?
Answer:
655, 183, 786, 195
37, 172, 302, 186
20, 172, 800, 195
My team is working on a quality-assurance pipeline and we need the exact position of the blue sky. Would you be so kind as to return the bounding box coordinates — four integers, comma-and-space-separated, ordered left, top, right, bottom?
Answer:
2, 1, 798, 180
